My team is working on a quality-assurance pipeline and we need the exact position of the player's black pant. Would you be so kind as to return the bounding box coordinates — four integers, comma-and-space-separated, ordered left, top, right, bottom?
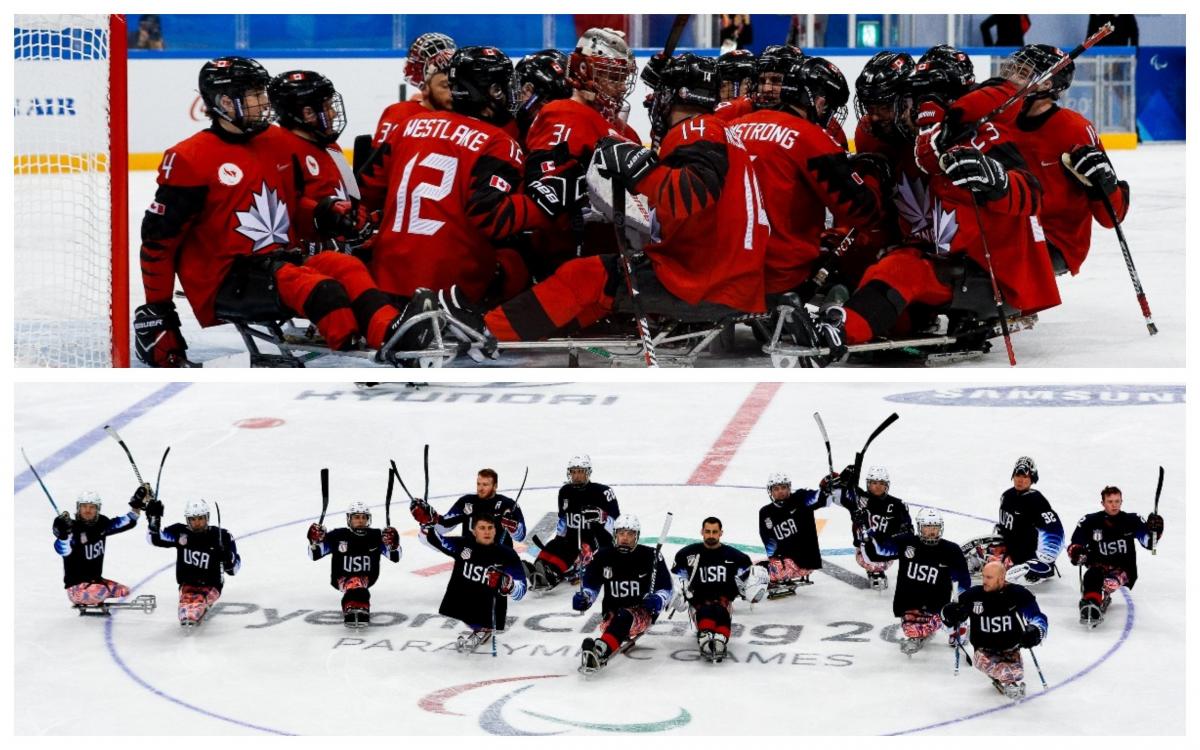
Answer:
694, 598, 733, 638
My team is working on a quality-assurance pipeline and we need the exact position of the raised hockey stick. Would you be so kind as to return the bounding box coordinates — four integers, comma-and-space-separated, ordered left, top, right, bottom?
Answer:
104, 425, 146, 486
20, 448, 61, 514
1097, 189, 1157, 336
423, 444, 430, 506
154, 447, 170, 500
813, 412, 834, 476
389, 460, 417, 503
850, 413, 900, 488
215, 501, 225, 585
648, 512, 674, 599
385, 464, 395, 528
513, 466, 529, 506
318, 468, 330, 526
1151, 465, 1164, 555
611, 178, 658, 368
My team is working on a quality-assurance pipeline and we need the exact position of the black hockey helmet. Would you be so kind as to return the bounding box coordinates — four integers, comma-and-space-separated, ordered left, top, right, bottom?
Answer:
913, 44, 976, 98
268, 70, 346, 145
778, 56, 849, 128
1001, 43, 1074, 100
198, 56, 273, 135
717, 48, 757, 98
405, 32, 456, 88
754, 44, 805, 107
448, 46, 516, 126
515, 49, 572, 106
647, 52, 719, 142
855, 50, 915, 119
1012, 456, 1039, 484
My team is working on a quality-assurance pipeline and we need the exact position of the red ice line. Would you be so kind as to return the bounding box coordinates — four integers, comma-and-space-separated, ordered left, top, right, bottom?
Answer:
687, 382, 782, 485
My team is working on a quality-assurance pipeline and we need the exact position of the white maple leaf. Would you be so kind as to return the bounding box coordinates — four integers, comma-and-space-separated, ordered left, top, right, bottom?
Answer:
894, 172, 959, 255
235, 182, 291, 251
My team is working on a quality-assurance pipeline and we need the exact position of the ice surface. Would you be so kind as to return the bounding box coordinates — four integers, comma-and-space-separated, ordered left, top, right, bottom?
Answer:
13, 381, 1186, 734
113, 143, 1184, 368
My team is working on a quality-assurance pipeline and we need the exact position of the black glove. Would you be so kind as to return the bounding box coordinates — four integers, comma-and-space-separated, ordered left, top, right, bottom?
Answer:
593, 137, 658, 193
1061, 145, 1118, 197
129, 483, 153, 510
144, 498, 164, 518
223, 554, 237, 575
527, 173, 575, 218
939, 146, 1009, 201
52, 513, 73, 540
314, 197, 371, 239
134, 301, 189, 368
640, 53, 668, 88
848, 151, 893, 186
1146, 513, 1164, 537
1067, 543, 1087, 566
1020, 624, 1042, 648
941, 601, 967, 626
819, 472, 841, 496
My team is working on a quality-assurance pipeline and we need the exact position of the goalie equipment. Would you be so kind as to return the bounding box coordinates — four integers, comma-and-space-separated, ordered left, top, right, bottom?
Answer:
569, 28, 637, 122
1005, 560, 1055, 585
1000, 44, 1074, 100
198, 56, 273, 135
133, 301, 189, 368
585, 155, 657, 250
405, 32, 456, 88
738, 565, 770, 604
567, 454, 593, 483
915, 507, 944, 545
346, 500, 372, 532
268, 70, 346, 146
698, 631, 729, 663
76, 490, 103, 517
1012, 456, 1039, 483
447, 46, 515, 126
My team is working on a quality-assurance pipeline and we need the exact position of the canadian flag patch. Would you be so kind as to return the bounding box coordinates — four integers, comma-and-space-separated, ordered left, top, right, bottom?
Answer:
540, 160, 555, 174
850, 172, 864, 186
489, 175, 511, 192
148, 201, 166, 215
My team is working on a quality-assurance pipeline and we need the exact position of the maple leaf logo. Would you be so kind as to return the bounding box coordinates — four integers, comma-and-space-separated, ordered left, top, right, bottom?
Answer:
234, 182, 291, 251
894, 172, 958, 255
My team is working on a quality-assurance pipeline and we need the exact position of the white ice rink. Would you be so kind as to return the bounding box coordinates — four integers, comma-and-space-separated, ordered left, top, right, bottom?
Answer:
110, 143, 1183, 368
13, 381, 1186, 735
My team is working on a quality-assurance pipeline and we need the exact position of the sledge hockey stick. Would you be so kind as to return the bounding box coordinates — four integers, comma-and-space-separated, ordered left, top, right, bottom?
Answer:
648, 512, 674, 601
946, 22, 1114, 145
1017, 613, 1048, 690
20, 448, 61, 514
960, 199, 1017, 366
423, 444, 430, 506
669, 553, 700, 620
611, 177, 658, 368
1151, 465, 1164, 555
1097, 189, 1157, 336
104, 425, 146, 486
318, 468, 330, 526
154, 447, 170, 500
850, 412, 900, 487
813, 412, 835, 476
215, 501, 225, 585
389, 460, 416, 503
385, 464, 395, 527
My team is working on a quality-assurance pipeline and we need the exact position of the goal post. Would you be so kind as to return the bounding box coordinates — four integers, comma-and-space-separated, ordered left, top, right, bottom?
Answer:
14, 14, 130, 367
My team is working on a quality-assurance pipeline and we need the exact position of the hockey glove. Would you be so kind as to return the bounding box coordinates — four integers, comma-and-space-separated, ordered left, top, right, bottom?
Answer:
571, 590, 594, 612
940, 601, 967, 627
913, 99, 948, 175
381, 526, 399, 550
641, 591, 665, 617
144, 498, 165, 519
1061, 145, 1118, 197
410, 500, 440, 526
939, 146, 1009, 202
499, 515, 520, 535
134, 301, 189, 368
223, 555, 237, 576
1067, 544, 1087, 566
485, 567, 515, 595
848, 151, 893, 187
314, 197, 371, 240
640, 53, 668, 88
1020, 624, 1043, 649
52, 513, 73, 540
1146, 513, 1165, 538
307, 523, 326, 544
129, 483, 154, 511
593, 137, 659, 194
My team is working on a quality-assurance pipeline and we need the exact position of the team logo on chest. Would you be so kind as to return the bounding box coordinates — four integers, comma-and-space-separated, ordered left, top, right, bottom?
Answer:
235, 182, 291, 251
339, 541, 348, 553
904, 546, 915, 559
687, 554, 699, 567
179, 534, 188, 546
305, 155, 320, 176
464, 503, 474, 515
80, 532, 88, 545
218, 162, 243, 186
1093, 530, 1103, 542
972, 601, 984, 615
461, 548, 472, 560
603, 566, 613, 579
764, 518, 773, 529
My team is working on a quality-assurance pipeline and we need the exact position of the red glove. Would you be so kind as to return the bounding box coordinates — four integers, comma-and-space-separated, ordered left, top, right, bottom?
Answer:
307, 523, 326, 544
411, 501, 440, 526
381, 526, 399, 549
913, 99, 948, 175
314, 197, 371, 240
499, 515, 519, 535
485, 567, 514, 595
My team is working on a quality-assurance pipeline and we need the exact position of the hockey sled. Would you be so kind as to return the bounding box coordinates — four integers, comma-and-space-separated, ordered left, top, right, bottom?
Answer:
75, 594, 156, 617
457, 629, 493, 653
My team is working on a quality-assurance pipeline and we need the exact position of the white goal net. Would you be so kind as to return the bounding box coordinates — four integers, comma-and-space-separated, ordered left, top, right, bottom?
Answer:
14, 14, 128, 367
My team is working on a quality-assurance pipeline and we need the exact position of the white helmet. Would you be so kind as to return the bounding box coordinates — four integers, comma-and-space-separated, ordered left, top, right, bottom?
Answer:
76, 490, 102, 522
569, 28, 636, 118
865, 465, 890, 490
346, 500, 372, 532
184, 499, 210, 525
767, 471, 791, 502
915, 508, 943, 545
567, 454, 593, 483
613, 513, 641, 550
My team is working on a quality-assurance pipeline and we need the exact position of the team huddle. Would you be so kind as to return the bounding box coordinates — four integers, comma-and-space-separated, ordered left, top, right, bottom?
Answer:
51, 448, 1164, 700
132, 27, 1130, 368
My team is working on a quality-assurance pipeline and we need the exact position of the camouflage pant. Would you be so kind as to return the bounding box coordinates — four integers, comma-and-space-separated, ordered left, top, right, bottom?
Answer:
900, 609, 943, 640
855, 547, 893, 574
975, 647, 1024, 684
67, 578, 129, 605
179, 584, 221, 623
766, 557, 814, 583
